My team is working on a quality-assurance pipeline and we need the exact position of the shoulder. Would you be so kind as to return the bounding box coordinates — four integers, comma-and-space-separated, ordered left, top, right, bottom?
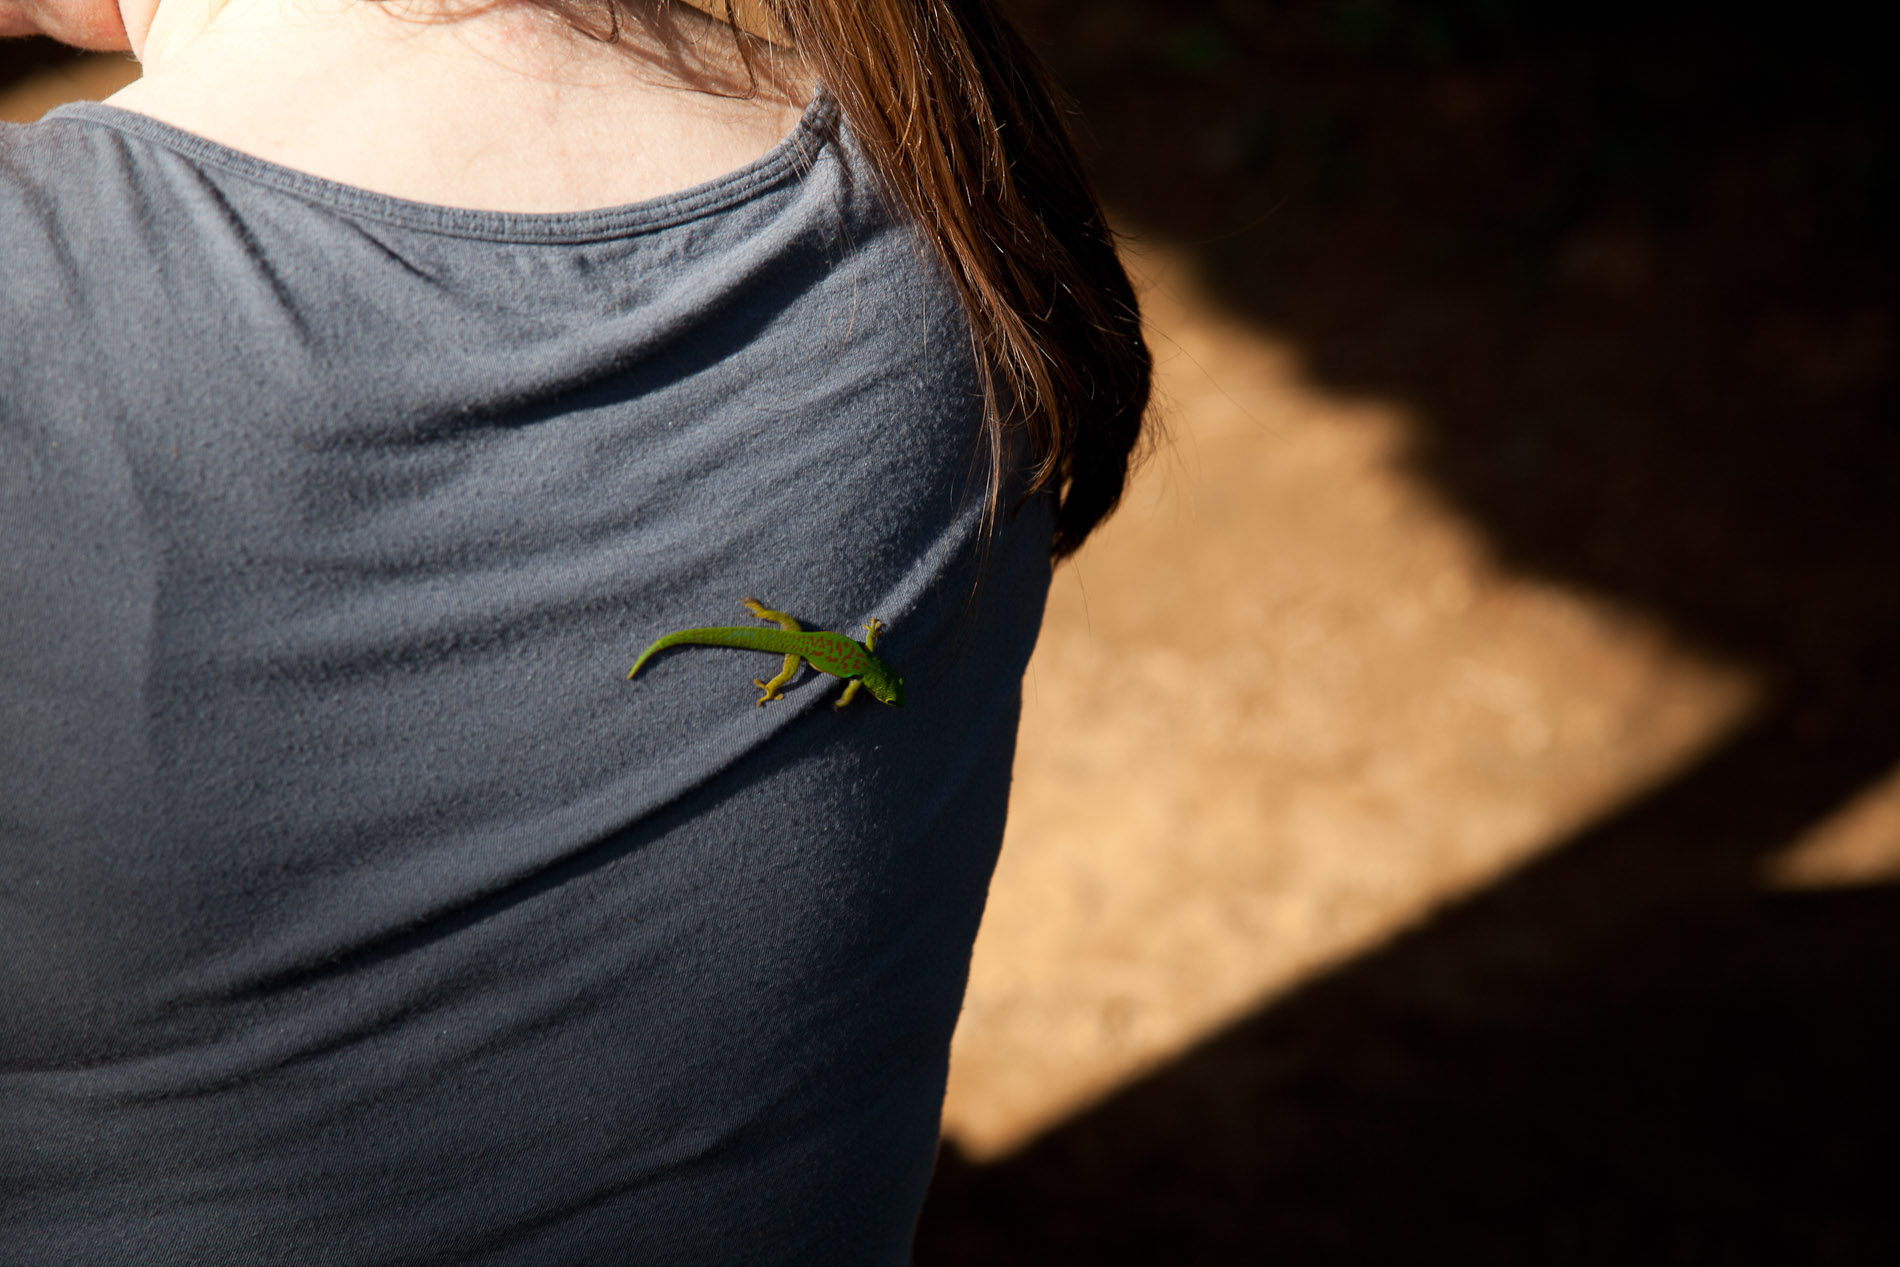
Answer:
0, 110, 179, 430
0, 115, 107, 386
0, 108, 139, 217
0, 110, 153, 306
1, 114, 85, 254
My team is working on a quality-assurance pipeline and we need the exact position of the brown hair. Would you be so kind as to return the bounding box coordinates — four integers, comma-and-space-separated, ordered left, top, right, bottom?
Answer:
576, 0, 1155, 559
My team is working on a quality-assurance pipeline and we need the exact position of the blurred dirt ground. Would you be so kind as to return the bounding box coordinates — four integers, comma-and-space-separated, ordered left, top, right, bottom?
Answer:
923, 3, 1900, 1261
7, 4, 1898, 1258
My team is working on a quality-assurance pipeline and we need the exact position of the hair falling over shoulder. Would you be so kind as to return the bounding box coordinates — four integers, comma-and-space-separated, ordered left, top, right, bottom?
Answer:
569, 0, 1156, 560
768, 0, 1155, 561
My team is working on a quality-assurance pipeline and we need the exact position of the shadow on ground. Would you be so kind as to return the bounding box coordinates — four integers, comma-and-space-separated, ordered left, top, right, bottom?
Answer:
0, 36, 72, 83
923, 707, 1900, 1262
919, 1, 1900, 1261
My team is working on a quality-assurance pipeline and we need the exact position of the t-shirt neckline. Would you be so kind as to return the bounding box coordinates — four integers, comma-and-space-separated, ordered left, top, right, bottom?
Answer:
42, 90, 839, 244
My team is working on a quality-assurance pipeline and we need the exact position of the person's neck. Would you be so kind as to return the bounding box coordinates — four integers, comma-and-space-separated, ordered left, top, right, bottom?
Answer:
106, 0, 810, 213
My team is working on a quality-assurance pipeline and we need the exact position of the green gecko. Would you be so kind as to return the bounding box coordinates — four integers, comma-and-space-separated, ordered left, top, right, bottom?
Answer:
627, 597, 906, 709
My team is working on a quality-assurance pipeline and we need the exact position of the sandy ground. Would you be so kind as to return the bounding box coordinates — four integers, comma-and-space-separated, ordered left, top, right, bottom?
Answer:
10, 23, 1899, 1257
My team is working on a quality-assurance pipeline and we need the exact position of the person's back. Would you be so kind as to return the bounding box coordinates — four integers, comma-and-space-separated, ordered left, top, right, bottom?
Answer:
0, 1, 1152, 1260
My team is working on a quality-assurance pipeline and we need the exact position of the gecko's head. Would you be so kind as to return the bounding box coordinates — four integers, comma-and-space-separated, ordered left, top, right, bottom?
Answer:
862, 663, 905, 707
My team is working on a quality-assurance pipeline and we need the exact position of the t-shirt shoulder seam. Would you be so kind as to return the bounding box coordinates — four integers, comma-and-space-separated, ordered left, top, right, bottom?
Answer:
36, 92, 841, 244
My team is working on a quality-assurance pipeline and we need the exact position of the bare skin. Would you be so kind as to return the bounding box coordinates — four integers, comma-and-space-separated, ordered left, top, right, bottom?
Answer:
0, 0, 129, 49
2, 0, 810, 213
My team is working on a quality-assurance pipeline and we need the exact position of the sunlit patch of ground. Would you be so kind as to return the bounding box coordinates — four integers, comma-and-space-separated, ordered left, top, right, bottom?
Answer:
1764, 762, 1900, 889
939, 239, 1764, 1160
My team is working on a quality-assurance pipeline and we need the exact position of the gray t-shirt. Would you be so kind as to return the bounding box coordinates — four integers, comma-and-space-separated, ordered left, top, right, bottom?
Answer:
0, 94, 1050, 1265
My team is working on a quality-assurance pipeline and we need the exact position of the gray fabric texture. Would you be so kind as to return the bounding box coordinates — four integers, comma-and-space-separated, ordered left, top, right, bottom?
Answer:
0, 93, 1051, 1264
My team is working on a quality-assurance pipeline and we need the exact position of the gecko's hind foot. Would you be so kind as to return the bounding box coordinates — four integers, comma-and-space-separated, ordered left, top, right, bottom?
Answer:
743, 598, 803, 633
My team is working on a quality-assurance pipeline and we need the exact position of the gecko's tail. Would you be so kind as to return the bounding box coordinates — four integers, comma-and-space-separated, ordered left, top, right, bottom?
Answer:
627, 626, 808, 682
627, 632, 689, 680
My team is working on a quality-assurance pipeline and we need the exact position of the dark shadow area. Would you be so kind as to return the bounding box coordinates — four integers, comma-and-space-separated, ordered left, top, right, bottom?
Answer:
0, 36, 81, 84
921, 0, 1899, 1260
922, 704, 1900, 1262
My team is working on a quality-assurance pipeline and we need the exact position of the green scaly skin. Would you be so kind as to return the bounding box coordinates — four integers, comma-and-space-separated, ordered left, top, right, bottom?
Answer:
627, 597, 906, 709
